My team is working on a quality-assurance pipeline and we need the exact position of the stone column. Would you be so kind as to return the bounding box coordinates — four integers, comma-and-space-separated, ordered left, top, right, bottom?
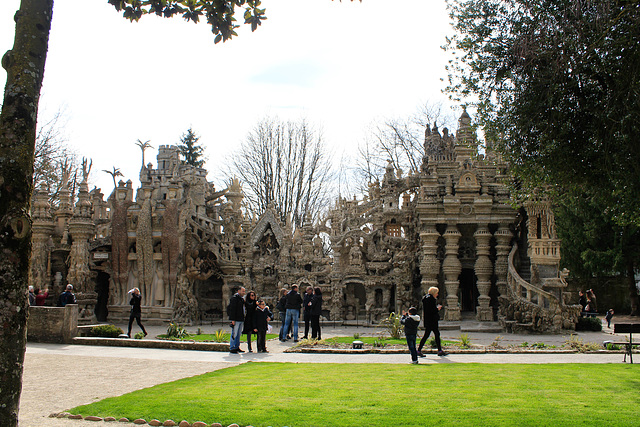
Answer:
442, 225, 462, 321
30, 184, 54, 291
419, 225, 441, 294
68, 179, 97, 322
494, 225, 512, 297
474, 225, 493, 321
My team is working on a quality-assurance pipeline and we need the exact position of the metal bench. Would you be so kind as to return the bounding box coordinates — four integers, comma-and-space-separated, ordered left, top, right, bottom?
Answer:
612, 323, 640, 364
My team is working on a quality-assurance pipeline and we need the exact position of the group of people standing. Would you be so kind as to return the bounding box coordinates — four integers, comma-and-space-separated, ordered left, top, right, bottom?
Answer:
228, 284, 324, 353
579, 289, 598, 314
276, 284, 323, 342
28, 286, 49, 306
228, 286, 274, 353
401, 286, 448, 364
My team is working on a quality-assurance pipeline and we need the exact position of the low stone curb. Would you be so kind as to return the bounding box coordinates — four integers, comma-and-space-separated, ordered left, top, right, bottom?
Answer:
72, 337, 229, 352
286, 347, 630, 355
50, 413, 248, 427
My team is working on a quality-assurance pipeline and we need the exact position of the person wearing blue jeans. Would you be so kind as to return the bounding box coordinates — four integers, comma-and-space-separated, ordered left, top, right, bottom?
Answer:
401, 307, 421, 364
282, 284, 303, 342
228, 286, 246, 353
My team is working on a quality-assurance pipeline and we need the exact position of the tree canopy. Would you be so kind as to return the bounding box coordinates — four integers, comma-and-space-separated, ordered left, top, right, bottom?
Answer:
445, 0, 640, 226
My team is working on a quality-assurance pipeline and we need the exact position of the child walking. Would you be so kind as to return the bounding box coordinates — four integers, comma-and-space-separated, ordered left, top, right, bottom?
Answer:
253, 300, 273, 353
401, 307, 421, 364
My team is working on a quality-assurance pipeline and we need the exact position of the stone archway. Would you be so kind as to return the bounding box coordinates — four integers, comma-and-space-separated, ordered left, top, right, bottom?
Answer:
344, 282, 366, 320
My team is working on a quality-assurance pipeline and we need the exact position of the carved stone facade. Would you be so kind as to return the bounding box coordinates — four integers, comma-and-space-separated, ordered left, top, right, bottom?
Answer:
29, 113, 579, 331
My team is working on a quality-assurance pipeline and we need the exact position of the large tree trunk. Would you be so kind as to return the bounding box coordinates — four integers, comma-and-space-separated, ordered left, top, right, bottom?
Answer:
0, 1, 53, 425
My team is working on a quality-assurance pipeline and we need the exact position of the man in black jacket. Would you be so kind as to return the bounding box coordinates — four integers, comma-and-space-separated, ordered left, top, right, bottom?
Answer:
57, 284, 77, 307
302, 286, 314, 339
282, 284, 303, 342
228, 286, 246, 353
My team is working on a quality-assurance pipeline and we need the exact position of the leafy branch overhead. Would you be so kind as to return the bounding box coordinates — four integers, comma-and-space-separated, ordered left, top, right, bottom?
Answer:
107, 0, 267, 43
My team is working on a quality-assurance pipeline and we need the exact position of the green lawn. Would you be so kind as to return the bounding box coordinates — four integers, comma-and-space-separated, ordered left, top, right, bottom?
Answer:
69, 363, 638, 427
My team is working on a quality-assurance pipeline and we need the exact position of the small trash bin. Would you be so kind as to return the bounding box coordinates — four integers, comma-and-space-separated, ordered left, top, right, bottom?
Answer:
352, 340, 364, 349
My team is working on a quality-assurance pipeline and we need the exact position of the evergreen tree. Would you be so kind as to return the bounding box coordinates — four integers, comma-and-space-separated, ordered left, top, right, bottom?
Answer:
177, 127, 205, 168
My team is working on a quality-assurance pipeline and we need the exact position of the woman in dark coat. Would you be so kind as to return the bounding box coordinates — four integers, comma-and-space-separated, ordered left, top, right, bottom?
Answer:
243, 290, 258, 352
417, 286, 446, 357
310, 287, 323, 340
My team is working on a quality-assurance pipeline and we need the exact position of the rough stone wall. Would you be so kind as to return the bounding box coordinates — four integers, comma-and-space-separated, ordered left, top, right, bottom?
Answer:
27, 305, 77, 343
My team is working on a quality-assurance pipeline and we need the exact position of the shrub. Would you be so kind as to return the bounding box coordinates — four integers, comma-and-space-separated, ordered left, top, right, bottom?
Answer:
166, 323, 188, 339
427, 336, 437, 348
458, 333, 471, 349
88, 324, 124, 338
490, 335, 503, 348
213, 329, 226, 343
575, 317, 602, 331
606, 343, 621, 351
563, 335, 602, 352
353, 332, 361, 340
134, 332, 145, 340
377, 312, 403, 339
372, 338, 387, 348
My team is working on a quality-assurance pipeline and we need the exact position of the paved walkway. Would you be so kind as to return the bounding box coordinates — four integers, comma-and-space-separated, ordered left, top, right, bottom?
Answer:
19, 316, 636, 427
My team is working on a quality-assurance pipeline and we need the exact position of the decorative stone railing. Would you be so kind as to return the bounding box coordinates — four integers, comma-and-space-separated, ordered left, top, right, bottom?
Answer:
527, 238, 561, 264
507, 242, 558, 310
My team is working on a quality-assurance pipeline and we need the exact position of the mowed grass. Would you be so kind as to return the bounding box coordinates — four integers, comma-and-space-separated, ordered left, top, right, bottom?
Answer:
70, 363, 639, 427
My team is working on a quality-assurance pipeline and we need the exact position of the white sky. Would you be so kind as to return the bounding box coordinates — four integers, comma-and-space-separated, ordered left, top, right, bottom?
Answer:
1, 0, 456, 195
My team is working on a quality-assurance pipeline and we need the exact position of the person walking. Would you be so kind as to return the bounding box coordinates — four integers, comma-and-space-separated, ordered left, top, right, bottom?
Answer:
401, 307, 421, 364
417, 286, 447, 357
253, 299, 273, 353
127, 287, 147, 338
276, 288, 289, 342
282, 284, 303, 342
310, 287, 323, 340
243, 290, 258, 352
228, 286, 246, 353
302, 286, 314, 339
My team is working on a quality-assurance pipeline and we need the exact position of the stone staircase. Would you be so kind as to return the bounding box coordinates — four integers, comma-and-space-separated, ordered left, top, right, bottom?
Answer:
107, 305, 174, 325
498, 242, 579, 332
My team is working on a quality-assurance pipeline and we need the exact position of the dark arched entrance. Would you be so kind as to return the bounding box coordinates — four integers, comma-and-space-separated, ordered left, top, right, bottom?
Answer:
459, 268, 478, 313
95, 271, 110, 322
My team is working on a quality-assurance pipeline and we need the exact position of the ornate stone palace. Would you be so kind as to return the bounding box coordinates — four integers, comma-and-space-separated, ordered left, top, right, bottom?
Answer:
29, 111, 580, 332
